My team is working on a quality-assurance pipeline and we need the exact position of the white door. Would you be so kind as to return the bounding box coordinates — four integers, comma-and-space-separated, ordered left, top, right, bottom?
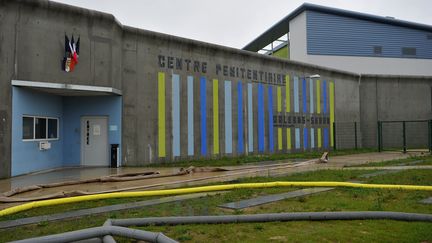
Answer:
81, 116, 109, 166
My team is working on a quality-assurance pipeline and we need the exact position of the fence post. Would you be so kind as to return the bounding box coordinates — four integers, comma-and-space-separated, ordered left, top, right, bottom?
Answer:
402, 121, 406, 153
333, 122, 336, 151
377, 121, 382, 152
354, 121, 358, 150
429, 120, 432, 153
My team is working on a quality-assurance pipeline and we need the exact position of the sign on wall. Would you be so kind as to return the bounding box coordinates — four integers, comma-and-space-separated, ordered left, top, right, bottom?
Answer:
156, 55, 335, 159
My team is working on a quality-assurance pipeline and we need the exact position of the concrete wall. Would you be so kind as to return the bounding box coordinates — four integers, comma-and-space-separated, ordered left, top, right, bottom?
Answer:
360, 75, 432, 148
298, 54, 432, 76
0, 0, 431, 177
289, 11, 307, 61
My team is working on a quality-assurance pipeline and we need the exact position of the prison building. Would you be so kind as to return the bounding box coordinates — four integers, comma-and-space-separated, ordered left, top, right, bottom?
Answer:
0, 0, 430, 178
243, 3, 432, 76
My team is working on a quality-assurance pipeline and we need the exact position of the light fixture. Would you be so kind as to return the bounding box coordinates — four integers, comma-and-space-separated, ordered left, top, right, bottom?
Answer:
306, 74, 320, 79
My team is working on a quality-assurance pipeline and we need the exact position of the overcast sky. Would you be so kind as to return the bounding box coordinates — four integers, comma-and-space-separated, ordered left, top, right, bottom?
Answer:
53, 0, 432, 49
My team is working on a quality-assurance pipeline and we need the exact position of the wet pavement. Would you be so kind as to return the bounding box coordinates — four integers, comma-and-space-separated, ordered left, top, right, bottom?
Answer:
0, 151, 423, 209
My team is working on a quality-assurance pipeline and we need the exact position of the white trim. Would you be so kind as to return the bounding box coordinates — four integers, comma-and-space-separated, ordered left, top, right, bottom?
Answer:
11, 80, 122, 95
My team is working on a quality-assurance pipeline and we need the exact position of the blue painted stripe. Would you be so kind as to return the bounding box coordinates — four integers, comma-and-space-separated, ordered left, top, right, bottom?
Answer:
187, 76, 194, 156
302, 78, 307, 113
172, 74, 180, 157
294, 77, 299, 113
238, 82, 244, 153
303, 127, 308, 149
310, 128, 315, 149
258, 83, 265, 152
224, 81, 232, 154
324, 127, 329, 148
323, 80, 327, 114
295, 128, 300, 149
310, 78, 314, 113
247, 83, 253, 152
200, 77, 207, 155
268, 86, 274, 152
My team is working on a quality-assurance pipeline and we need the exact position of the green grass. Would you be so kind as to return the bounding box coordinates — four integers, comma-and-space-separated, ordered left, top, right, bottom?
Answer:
0, 167, 431, 242
348, 154, 432, 167
140, 148, 377, 168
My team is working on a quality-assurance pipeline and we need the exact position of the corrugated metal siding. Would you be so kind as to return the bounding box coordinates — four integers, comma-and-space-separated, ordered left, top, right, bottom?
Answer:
306, 11, 432, 59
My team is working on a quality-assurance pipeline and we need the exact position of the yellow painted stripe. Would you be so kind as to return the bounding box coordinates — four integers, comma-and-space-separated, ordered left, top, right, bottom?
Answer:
286, 128, 291, 150
213, 79, 219, 154
329, 81, 335, 147
316, 79, 321, 114
277, 86, 282, 112
278, 128, 282, 150
317, 128, 322, 148
285, 75, 290, 112
158, 72, 166, 157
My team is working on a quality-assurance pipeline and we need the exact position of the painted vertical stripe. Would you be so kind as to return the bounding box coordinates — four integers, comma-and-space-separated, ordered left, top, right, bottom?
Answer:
224, 81, 232, 154
302, 78, 307, 113
317, 128, 322, 148
213, 79, 219, 154
309, 79, 314, 113
258, 83, 264, 152
295, 128, 300, 149
304, 128, 308, 149
237, 82, 244, 154
278, 128, 282, 151
316, 80, 321, 114
277, 86, 282, 150
200, 77, 207, 155
268, 86, 274, 152
157, 72, 166, 158
172, 74, 180, 157
286, 128, 292, 150
187, 76, 194, 156
247, 83, 253, 152
323, 80, 327, 114
285, 75, 290, 112
330, 81, 335, 147
277, 87, 282, 112
310, 128, 315, 149
324, 128, 329, 148
294, 77, 299, 113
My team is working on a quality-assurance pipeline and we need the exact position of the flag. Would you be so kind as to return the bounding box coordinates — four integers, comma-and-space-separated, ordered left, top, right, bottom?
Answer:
62, 34, 80, 72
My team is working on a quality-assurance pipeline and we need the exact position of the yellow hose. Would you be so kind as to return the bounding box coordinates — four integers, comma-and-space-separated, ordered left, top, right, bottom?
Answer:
1, 181, 431, 217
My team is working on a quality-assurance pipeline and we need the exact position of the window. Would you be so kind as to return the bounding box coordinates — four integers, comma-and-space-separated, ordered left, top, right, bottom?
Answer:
22, 116, 59, 141
22, 117, 34, 139
373, 46, 382, 55
402, 47, 416, 56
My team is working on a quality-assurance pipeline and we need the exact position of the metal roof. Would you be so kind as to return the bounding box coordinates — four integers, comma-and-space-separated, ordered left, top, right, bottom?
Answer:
243, 3, 432, 52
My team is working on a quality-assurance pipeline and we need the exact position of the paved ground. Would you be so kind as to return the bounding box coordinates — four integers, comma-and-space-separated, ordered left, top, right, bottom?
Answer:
0, 151, 423, 209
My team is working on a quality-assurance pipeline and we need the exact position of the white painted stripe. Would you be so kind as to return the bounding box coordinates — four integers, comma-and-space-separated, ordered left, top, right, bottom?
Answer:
295, 128, 300, 149
172, 74, 180, 157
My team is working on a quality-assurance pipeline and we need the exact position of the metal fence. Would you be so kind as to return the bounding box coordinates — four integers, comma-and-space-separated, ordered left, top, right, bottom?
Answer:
333, 122, 360, 150
378, 120, 432, 153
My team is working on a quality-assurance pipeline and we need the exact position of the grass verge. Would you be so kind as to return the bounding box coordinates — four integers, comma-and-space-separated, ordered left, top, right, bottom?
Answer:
0, 167, 431, 242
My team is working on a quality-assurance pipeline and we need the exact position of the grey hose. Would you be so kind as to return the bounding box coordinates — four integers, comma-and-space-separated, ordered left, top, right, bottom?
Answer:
10, 225, 178, 243
111, 211, 432, 227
